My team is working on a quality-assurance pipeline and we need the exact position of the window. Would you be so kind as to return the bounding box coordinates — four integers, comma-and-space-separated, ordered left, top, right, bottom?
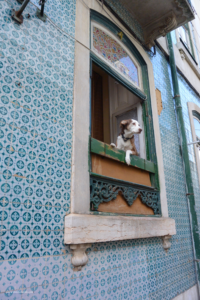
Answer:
178, 24, 194, 57
91, 63, 146, 159
190, 22, 200, 66
193, 116, 200, 160
188, 102, 200, 186
64, 5, 175, 251
179, 26, 190, 50
90, 20, 161, 216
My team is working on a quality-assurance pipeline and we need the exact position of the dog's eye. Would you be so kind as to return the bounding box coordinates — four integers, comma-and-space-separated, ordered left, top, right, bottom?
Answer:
132, 122, 136, 125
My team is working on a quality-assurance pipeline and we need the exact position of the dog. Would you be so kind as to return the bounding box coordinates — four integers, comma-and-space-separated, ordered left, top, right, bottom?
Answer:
110, 119, 142, 165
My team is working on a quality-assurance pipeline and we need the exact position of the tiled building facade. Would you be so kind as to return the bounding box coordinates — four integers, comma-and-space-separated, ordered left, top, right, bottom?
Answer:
0, 0, 200, 299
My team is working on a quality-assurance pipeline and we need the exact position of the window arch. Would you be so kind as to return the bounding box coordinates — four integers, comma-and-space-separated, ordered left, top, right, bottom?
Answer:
91, 22, 141, 89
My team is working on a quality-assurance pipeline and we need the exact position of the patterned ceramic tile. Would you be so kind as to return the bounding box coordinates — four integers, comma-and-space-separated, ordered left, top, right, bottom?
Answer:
105, 0, 144, 42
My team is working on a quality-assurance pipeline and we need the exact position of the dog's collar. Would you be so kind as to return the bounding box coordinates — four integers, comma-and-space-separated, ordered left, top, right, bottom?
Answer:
122, 134, 134, 142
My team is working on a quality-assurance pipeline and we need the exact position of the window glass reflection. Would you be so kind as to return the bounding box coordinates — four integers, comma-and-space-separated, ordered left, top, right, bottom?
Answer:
93, 27, 139, 87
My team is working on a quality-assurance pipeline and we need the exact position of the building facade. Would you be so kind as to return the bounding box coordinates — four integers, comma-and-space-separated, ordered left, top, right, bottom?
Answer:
0, 0, 200, 299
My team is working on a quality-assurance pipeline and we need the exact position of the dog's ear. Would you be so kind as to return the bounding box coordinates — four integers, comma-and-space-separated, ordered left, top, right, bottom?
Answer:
120, 120, 129, 128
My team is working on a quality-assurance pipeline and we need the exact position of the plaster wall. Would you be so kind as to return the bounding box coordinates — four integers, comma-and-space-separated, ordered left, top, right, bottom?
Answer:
0, 0, 199, 299
172, 285, 198, 300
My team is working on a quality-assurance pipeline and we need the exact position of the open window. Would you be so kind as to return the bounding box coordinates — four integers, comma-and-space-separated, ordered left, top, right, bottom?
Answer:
90, 19, 160, 216
91, 63, 146, 159
64, 7, 175, 253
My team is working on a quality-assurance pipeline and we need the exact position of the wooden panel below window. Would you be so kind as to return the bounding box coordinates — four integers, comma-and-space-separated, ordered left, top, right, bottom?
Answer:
98, 194, 154, 215
91, 154, 151, 186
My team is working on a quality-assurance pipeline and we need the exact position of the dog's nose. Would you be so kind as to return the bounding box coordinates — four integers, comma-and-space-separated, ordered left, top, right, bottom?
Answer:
139, 128, 142, 133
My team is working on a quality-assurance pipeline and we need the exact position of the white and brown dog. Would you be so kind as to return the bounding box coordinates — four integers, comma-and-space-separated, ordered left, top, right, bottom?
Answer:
111, 119, 142, 165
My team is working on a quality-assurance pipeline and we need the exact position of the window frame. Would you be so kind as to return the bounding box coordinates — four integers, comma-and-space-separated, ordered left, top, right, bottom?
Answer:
190, 22, 200, 67
178, 24, 195, 55
188, 102, 200, 187
177, 23, 198, 65
64, 0, 176, 247
178, 25, 191, 51
90, 10, 159, 193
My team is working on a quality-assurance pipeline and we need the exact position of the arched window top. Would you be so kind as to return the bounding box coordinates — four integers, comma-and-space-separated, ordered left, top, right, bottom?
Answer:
91, 22, 141, 89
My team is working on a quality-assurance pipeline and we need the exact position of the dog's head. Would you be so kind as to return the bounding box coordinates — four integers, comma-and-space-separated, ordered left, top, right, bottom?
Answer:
120, 119, 142, 135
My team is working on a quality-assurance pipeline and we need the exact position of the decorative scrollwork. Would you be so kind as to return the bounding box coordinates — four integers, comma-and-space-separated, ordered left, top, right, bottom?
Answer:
90, 176, 161, 215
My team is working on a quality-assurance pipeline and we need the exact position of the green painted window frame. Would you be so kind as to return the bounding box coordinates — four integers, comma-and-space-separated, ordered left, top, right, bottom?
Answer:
193, 110, 200, 121
90, 137, 156, 173
90, 10, 160, 194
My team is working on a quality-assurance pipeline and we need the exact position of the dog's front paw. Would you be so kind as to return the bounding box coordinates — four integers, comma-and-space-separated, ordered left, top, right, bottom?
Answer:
110, 143, 116, 148
125, 155, 131, 165
125, 150, 132, 166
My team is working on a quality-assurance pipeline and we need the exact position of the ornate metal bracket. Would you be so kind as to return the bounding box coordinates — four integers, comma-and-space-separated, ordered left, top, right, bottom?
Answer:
162, 235, 172, 252
70, 244, 91, 271
90, 176, 161, 215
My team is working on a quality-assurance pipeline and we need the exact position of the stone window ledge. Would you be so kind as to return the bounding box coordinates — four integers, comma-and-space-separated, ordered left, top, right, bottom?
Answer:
64, 214, 176, 244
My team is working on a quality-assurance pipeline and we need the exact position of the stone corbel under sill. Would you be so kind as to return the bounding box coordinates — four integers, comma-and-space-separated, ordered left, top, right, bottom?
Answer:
65, 214, 176, 270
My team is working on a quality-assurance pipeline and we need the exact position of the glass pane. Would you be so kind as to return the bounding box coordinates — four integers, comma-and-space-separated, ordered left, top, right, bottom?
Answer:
93, 27, 139, 87
193, 118, 200, 139
116, 108, 140, 155
193, 118, 200, 161
179, 26, 191, 51
179, 26, 187, 44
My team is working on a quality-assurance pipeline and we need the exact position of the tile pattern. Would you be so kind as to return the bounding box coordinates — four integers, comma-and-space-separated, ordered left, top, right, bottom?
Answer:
0, 0, 199, 299
105, 0, 144, 42
93, 26, 139, 86
148, 48, 197, 299
178, 73, 200, 237
0, 0, 76, 253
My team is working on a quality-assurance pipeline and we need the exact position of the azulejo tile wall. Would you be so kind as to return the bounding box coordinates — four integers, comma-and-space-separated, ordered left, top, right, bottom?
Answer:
0, 0, 76, 298
0, 0, 198, 299
178, 73, 200, 233
104, 0, 144, 43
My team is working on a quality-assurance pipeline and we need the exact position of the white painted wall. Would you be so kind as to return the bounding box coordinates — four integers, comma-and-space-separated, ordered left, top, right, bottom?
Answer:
172, 285, 198, 300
